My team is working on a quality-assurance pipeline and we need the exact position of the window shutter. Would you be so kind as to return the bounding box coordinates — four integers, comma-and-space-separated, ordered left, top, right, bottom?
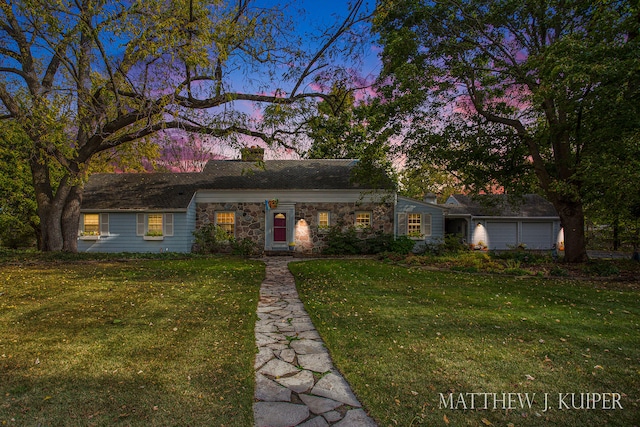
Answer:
423, 214, 432, 237
164, 213, 174, 236
136, 213, 145, 236
397, 213, 407, 236
100, 213, 109, 236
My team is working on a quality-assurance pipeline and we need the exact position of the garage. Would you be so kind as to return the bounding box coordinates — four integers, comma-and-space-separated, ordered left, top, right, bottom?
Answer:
486, 222, 517, 250
521, 222, 554, 249
445, 194, 561, 251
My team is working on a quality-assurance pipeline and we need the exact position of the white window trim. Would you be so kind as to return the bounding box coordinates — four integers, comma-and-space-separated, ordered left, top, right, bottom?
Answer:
79, 213, 109, 239
137, 213, 174, 239
398, 213, 432, 239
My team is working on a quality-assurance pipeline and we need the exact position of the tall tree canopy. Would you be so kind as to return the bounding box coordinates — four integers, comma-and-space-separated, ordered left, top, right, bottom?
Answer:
0, 0, 370, 251
374, 0, 640, 262
305, 82, 398, 188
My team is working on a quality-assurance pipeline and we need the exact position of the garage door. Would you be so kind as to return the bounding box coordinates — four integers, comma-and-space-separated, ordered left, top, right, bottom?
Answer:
521, 222, 553, 249
486, 222, 517, 250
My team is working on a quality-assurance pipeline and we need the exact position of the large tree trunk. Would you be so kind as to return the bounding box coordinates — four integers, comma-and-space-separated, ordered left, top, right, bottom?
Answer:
61, 185, 83, 252
30, 155, 62, 251
30, 156, 82, 253
554, 197, 589, 263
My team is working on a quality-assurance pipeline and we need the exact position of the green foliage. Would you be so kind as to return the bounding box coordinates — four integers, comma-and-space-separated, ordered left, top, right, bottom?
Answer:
415, 234, 469, 256
582, 261, 621, 277
192, 224, 256, 257
306, 83, 398, 190
492, 250, 551, 265
0, 124, 38, 248
550, 266, 570, 277
322, 226, 362, 255
322, 226, 413, 255
192, 224, 233, 254
0, 1, 370, 252
230, 237, 257, 257
374, 0, 640, 262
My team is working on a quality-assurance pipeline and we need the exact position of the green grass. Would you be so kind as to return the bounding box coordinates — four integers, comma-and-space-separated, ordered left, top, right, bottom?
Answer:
0, 257, 263, 426
290, 259, 640, 427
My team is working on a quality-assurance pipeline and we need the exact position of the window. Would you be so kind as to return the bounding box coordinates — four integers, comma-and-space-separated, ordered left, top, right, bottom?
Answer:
137, 213, 174, 237
147, 214, 163, 235
399, 213, 432, 238
83, 214, 100, 235
408, 213, 422, 237
215, 212, 235, 237
355, 211, 371, 228
80, 213, 108, 238
318, 211, 330, 229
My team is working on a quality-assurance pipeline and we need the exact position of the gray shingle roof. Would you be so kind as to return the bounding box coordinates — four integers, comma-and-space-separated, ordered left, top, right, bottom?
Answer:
82, 172, 200, 211
446, 194, 558, 217
82, 159, 382, 211
199, 159, 362, 190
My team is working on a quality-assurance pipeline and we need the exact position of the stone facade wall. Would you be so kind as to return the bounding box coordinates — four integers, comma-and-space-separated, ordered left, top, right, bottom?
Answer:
196, 202, 266, 249
293, 202, 394, 253
195, 201, 394, 254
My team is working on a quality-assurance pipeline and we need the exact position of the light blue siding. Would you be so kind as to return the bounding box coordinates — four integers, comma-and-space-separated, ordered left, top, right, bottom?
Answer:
79, 200, 197, 253
395, 196, 446, 245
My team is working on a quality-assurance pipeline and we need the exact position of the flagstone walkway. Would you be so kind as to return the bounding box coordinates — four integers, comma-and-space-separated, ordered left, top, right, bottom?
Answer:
253, 257, 377, 427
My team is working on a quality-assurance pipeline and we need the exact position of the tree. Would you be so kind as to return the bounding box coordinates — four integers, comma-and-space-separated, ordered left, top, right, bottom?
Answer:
581, 130, 640, 252
305, 82, 399, 189
0, 123, 38, 247
398, 162, 465, 203
374, 0, 640, 262
0, 0, 370, 251
306, 83, 370, 159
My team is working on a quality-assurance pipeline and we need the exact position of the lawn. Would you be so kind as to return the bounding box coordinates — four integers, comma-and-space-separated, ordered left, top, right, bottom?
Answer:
290, 259, 640, 427
0, 256, 263, 426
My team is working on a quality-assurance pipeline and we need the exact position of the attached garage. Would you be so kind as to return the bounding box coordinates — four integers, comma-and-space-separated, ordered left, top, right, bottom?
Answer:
486, 222, 517, 250
444, 194, 562, 251
521, 222, 554, 250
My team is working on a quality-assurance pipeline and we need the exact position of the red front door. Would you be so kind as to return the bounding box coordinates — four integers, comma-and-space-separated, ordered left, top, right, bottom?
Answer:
273, 213, 287, 242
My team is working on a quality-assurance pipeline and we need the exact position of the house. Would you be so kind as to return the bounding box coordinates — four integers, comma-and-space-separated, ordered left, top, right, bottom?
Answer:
78, 172, 200, 253
79, 150, 562, 254
444, 194, 563, 250
79, 149, 396, 254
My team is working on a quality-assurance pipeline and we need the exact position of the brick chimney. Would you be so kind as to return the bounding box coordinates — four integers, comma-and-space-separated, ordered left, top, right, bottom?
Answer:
240, 146, 265, 162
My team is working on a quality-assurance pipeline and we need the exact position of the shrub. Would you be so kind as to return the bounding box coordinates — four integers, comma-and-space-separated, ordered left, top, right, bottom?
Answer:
582, 261, 620, 277
323, 227, 414, 255
192, 224, 233, 254
387, 235, 416, 255
230, 237, 257, 257
414, 234, 469, 256
550, 266, 569, 277
323, 226, 362, 255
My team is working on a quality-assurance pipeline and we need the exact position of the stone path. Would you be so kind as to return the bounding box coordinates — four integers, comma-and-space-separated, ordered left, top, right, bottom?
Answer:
253, 257, 377, 427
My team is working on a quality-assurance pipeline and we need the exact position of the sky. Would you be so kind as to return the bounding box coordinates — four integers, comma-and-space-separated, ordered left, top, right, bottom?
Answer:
177, 0, 382, 165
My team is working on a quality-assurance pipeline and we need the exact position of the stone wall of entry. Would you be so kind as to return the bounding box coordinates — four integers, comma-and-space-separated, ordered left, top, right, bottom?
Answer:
196, 202, 266, 250
195, 201, 394, 254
